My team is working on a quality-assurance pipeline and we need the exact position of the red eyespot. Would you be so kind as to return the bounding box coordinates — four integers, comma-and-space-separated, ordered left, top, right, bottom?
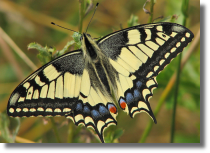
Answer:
119, 98, 127, 110
108, 104, 117, 114
120, 101, 126, 109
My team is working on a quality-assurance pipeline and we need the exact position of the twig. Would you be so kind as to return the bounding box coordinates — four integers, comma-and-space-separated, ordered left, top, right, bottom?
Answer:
143, 0, 155, 23
0, 131, 35, 143
0, 27, 37, 71
0, 34, 25, 81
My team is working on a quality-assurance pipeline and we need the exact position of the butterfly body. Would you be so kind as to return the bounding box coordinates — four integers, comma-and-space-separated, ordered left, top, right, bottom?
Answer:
7, 22, 194, 143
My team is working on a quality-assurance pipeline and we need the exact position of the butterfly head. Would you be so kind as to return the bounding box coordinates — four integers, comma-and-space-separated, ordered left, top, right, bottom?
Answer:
81, 33, 101, 62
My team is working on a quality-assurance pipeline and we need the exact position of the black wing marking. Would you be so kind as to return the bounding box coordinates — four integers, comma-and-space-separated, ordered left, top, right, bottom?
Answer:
97, 22, 194, 122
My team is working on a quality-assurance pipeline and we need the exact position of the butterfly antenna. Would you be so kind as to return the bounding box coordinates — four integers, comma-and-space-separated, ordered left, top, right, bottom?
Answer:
51, 22, 80, 34
85, 3, 99, 33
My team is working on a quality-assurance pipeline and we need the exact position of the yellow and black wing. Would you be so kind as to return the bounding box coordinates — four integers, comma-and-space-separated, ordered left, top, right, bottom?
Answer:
97, 22, 194, 122
7, 50, 117, 143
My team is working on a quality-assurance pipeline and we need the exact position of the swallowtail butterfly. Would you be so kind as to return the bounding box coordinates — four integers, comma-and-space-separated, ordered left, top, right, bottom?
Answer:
7, 21, 193, 143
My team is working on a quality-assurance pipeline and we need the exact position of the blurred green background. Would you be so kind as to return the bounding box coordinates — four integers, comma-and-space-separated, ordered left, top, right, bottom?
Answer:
0, 0, 200, 143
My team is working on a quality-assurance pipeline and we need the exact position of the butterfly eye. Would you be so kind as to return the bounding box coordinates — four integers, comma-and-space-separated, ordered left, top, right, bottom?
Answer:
80, 35, 83, 41
87, 34, 91, 37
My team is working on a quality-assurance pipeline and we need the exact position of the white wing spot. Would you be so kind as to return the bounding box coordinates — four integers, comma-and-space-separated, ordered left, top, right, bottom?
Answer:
154, 66, 159, 71
30, 108, 36, 112
170, 32, 177, 37
185, 32, 190, 38
9, 108, 14, 113
54, 108, 61, 112
16, 108, 21, 112
170, 47, 176, 53
46, 108, 53, 112
164, 52, 170, 58
23, 108, 29, 112
159, 59, 165, 65
146, 72, 153, 78
63, 108, 71, 112
176, 42, 181, 48
37, 107, 44, 111
181, 37, 186, 42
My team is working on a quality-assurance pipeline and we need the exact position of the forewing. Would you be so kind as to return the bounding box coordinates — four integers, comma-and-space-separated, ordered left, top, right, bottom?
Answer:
7, 50, 85, 117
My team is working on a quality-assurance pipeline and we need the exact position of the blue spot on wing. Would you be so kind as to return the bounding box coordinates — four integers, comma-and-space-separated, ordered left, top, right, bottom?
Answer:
76, 103, 82, 111
83, 106, 90, 114
91, 110, 101, 120
134, 89, 140, 97
136, 81, 142, 89
126, 93, 134, 104
99, 105, 109, 116
134, 89, 141, 101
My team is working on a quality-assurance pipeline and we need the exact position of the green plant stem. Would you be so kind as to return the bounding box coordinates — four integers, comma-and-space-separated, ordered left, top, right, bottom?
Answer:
79, 0, 86, 33
67, 122, 74, 143
139, 85, 174, 143
170, 0, 189, 143
50, 118, 61, 143
170, 54, 182, 143
148, 0, 155, 23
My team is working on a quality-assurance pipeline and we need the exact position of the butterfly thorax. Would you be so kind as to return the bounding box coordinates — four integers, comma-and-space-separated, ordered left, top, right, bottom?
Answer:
81, 33, 119, 103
